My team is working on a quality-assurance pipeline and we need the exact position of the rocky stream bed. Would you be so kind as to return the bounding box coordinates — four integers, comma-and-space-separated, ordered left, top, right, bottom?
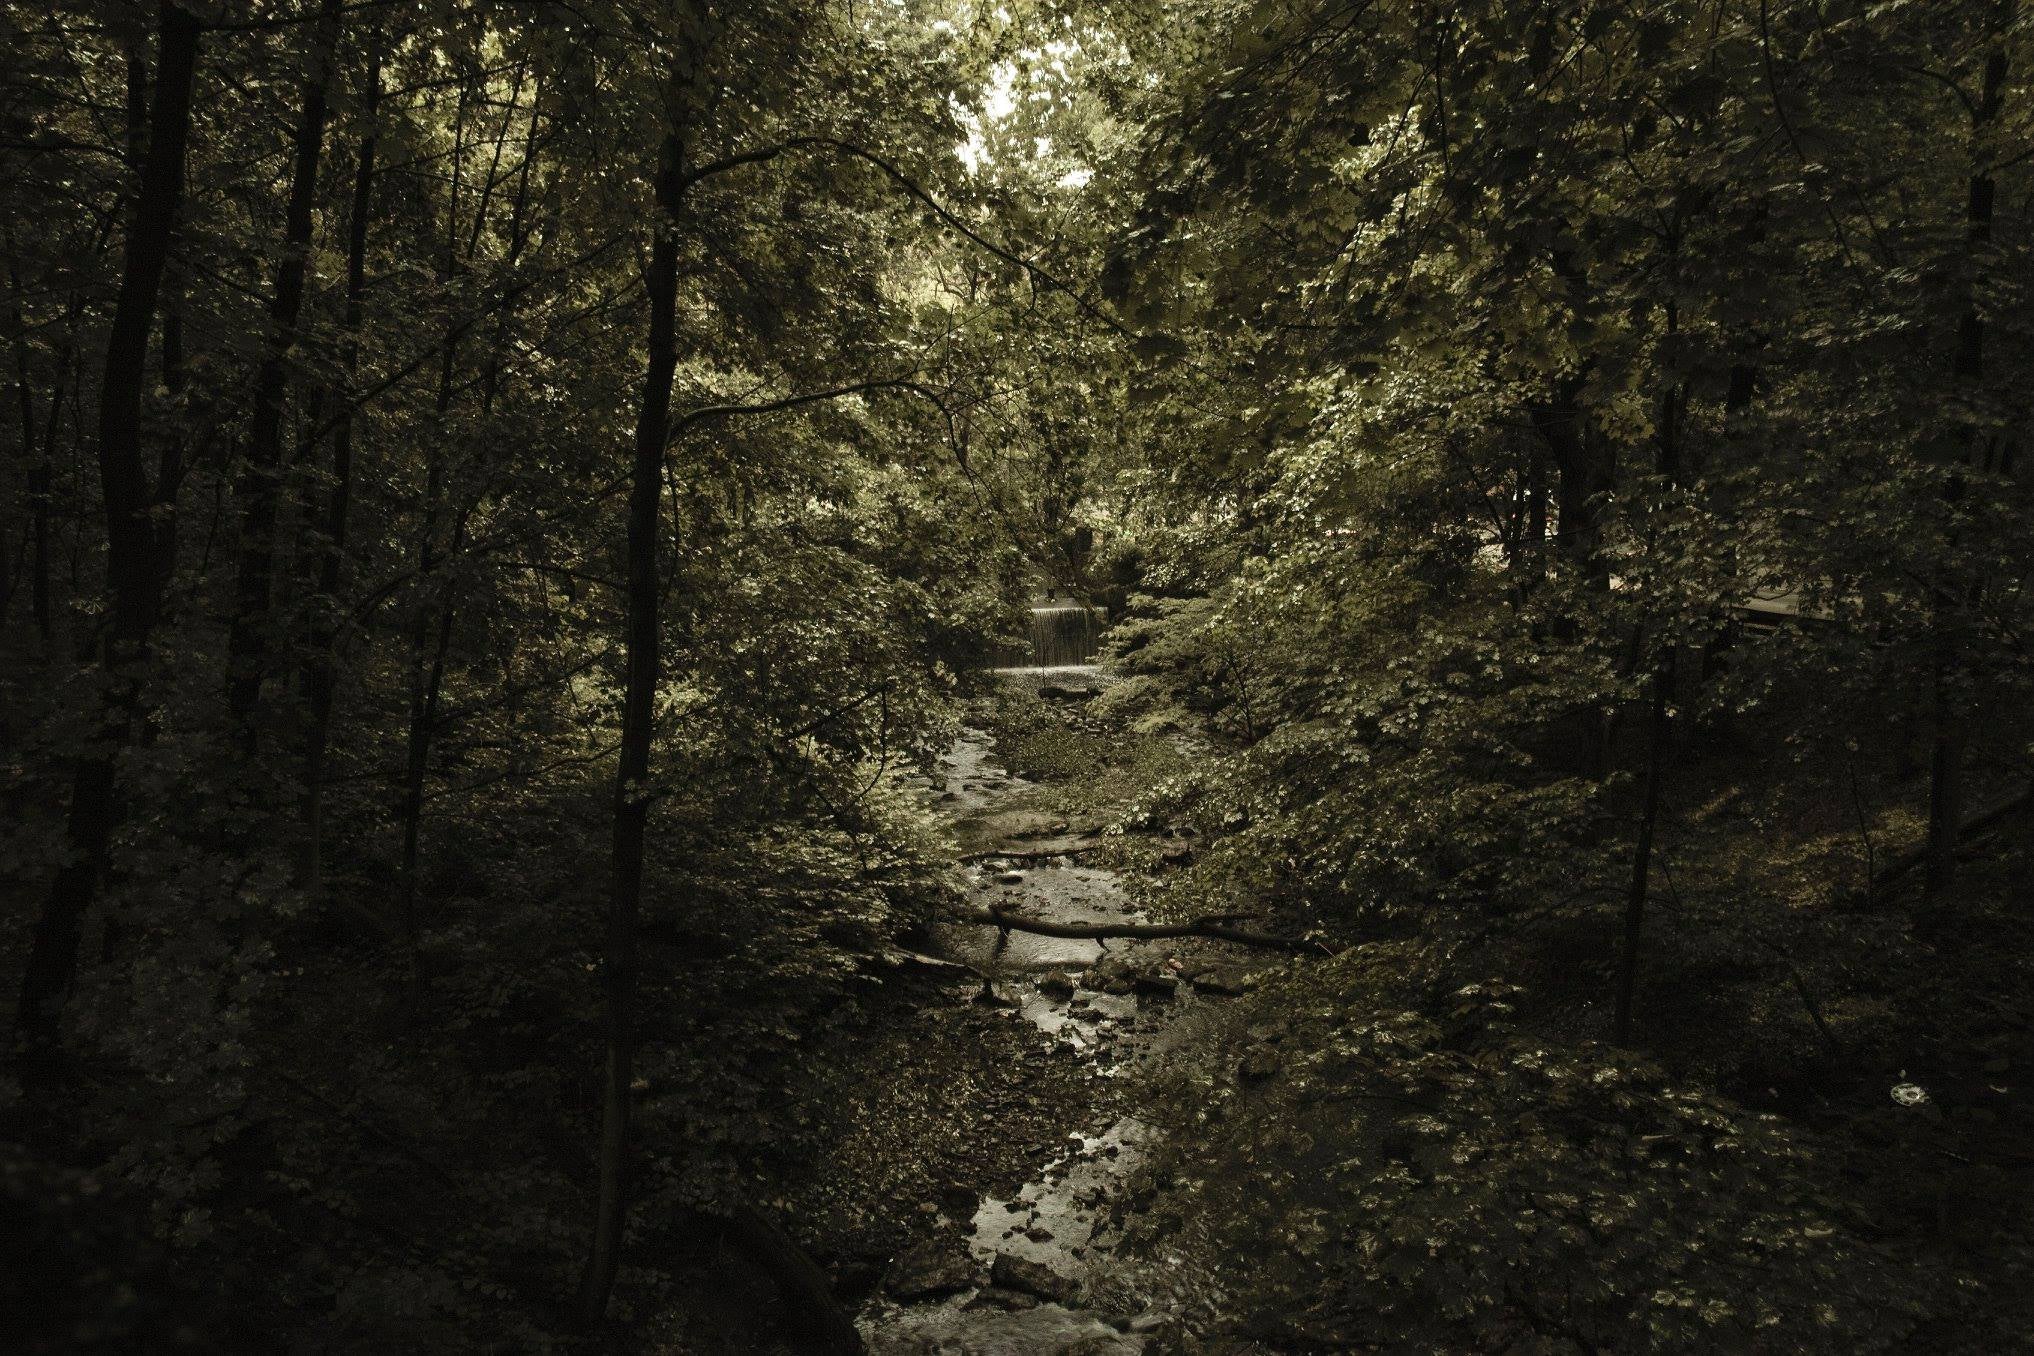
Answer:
854, 681, 1249, 1356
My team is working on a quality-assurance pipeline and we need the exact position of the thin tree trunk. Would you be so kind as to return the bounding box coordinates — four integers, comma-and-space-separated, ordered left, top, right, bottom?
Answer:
392, 66, 539, 941
578, 119, 688, 1340
1925, 8, 2011, 905
5, 258, 38, 634
29, 381, 54, 643
1614, 661, 1670, 1044
392, 76, 471, 952
226, 0, 342, 750
153, 283, 187, 590
10, 285, 72, 648
481, 76, 544, 412
303, 36, 382, 893
17, 1, 201, 1056
1614, 295, 1683, 1045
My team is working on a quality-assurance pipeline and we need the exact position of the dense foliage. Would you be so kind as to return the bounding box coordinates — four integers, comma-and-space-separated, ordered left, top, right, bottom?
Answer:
4, 0, 2032, 1352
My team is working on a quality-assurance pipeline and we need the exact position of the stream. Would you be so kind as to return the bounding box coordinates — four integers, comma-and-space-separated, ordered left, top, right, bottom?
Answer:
859, 672, 1202, 1355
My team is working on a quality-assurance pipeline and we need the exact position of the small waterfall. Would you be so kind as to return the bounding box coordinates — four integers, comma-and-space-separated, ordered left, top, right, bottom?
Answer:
1026, 604, 1101, 667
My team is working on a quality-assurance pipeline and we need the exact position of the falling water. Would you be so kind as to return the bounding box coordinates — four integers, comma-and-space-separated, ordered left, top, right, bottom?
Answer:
1026, 605, 1101, 667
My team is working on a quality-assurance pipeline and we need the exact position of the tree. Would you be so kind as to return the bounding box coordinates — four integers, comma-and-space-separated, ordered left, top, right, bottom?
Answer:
17, 0, 202, 1056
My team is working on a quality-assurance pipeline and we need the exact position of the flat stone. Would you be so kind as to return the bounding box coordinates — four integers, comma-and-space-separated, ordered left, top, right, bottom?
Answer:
1189, 966, 1254, 997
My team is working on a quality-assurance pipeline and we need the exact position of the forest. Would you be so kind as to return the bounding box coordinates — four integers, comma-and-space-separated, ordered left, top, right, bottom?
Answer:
2, 0, 2031, 1352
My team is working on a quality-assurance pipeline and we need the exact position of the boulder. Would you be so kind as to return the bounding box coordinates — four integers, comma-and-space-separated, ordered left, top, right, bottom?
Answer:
1082, 955, 1138, 995
885, 1238, 980, 1300
933, 1181, 979, 1216
1129, 970, 1178, 998
989, 1251, 1077, 1303
1238, 1046, 1282, 1083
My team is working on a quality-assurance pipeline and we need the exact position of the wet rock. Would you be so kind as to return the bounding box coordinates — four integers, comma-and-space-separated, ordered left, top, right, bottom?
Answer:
934, 1181, 979, 1216
1064, 1335, 1144, 1355
885, 1238, 981, 1300
1083, 955, 1138, 995
962, 1285, 1041, 1312
1130, 970, 1179, 998
996, 870, 1026, 885
1038, 972, 1077, 998
1188, 966, 1254, 997
990, 1251, 1077, 1302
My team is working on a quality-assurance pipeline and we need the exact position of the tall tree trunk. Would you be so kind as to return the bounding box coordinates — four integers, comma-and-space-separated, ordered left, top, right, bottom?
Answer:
1614, 296, 1683, 1045
303, 36, 382, 893
391, 76, 471, 954
225, 0, 342, 750
1528, 380, 1616, 775
16, 1, 201, 1055
1925, 8, 2011, 905
578, 106, 690, 1339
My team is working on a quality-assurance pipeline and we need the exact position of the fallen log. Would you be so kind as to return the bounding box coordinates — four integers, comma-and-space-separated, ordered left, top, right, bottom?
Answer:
947, 903, 1329, 955
705, 1196, 864, 1355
